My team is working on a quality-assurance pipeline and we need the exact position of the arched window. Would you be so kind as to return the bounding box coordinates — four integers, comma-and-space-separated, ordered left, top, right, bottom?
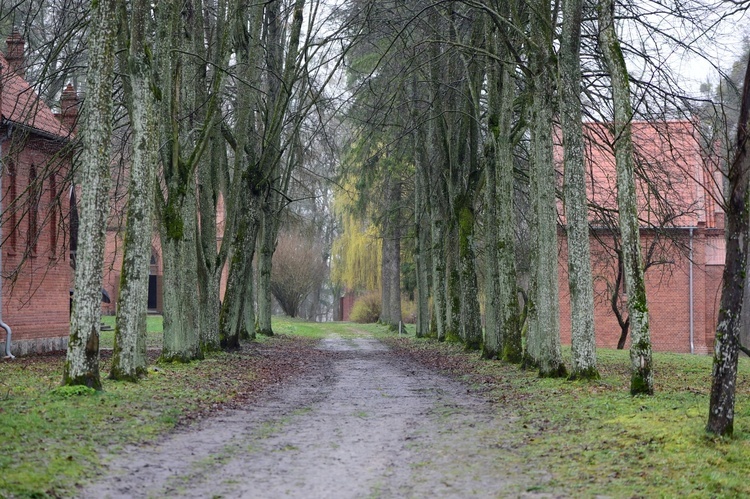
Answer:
7, 159, 16, 251
28, 163, 38, 253
49, 172, 57, 255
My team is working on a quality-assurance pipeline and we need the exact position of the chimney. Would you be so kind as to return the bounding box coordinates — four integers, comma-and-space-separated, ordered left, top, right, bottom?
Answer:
59, 83, 79, 133
6, 30, 25, 78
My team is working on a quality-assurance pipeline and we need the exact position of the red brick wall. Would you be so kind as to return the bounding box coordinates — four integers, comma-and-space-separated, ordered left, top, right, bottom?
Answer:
340, 292, 356, 321
2, 135, 72, 347
558, 228, 722, 354
102, 230, 164, 315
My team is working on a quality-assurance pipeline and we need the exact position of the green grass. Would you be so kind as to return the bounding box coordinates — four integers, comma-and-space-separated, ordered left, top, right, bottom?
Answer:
0, 356, 238, 497
271, 316, 385, 339
6, 317, 745, 497
379, 331, 750, 498
99, 315, 164, 350
0, 315, 316, 498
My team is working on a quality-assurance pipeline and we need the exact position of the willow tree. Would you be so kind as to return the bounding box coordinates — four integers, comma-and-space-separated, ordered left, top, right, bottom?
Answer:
598, 0, 652, 395
63, 0, 119, 388
560, 0, 598, 379
330, 212, 382, 295
109, 0, 158, 381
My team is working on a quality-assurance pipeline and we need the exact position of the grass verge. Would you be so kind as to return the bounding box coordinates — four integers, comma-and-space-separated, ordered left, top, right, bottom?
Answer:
0, 321, 326, 498
99, 315, 163, 350
379, 332, 750, 497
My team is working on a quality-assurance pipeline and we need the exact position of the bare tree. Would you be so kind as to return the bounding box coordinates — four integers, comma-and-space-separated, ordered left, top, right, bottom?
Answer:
63, 0, 119, 388
271, 230, 327, 317
598, 0, 653, 395
707, 49, 750, 437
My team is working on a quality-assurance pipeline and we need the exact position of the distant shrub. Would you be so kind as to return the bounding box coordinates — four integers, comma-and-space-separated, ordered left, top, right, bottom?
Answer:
401, 299, 417, 324
349, 292, 381, 323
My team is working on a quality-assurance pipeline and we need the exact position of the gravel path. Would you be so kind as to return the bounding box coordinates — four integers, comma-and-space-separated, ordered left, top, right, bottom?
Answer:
81, 333, 553, 498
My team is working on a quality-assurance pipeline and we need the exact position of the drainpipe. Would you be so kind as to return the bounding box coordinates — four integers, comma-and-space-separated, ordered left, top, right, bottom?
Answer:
689, 227, 694, 355
0, 137, 13, 359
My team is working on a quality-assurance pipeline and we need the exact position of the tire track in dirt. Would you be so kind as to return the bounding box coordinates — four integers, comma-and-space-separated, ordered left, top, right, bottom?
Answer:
81, 333, 555, 498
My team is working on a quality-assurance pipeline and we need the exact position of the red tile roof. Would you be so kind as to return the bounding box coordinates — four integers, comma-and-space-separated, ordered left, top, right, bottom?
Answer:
0, 52, 72, 140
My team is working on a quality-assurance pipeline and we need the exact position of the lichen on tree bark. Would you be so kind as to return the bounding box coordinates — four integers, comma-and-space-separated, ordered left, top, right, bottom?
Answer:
63, 0, 118, 389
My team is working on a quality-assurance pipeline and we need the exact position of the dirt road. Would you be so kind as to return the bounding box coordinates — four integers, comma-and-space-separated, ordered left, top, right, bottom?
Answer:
81, 334, 552, 498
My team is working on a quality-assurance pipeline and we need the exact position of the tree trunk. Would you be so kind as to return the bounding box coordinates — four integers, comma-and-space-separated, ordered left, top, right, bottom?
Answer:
444, 223, 462, 343
457, 199, 482, 351
496, 64, 522, 364
561, 0, 598, 380
243, 264, 256, 338
160, 192, 202, 363
483, 126, 501, 357
426, 5, 448, 342
380, 232, 392, 326
63, 0, 118, 389
111, 0, 157, 381
196, 132, 225, 353
530, 3, 566, 377
414, 144, 431, 338
387, 180, 402, 328
430, 211, 447, 341
257, 207, 277, 336
599, 0, 653, 395
220, 190, 261, 349
706, 52, 750, 436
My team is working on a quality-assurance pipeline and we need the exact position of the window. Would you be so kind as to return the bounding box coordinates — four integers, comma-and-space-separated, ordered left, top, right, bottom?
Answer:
7, 159, 16, 251
28, 163, 38, 253
49, 173, 57, 255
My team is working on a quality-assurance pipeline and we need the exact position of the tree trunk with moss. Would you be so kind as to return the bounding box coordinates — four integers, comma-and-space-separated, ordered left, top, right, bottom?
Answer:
483, 18, 520, 361
457, 199, 482, 350
153, 0, 221, 362
257, 207, 278, 336
599, 0, 652, 395
195, 1, 231, 354
111, 0, 157, 381
529, 1, 566, 378
561, 0, 598, 380
414, 135, 431, 338
220, 187, 261, 348
63, 0, 118, 389
483, 126, 501, 358
496, 36, 523, 363
706, 53, 750, 436
379, 177, 402, 330
197, 130, 226, 353
160, 197, 202, 362
444, 224, 462, 343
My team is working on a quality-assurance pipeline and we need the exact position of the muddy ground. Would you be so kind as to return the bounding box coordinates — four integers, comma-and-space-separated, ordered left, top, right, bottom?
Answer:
81, 334, 555, 498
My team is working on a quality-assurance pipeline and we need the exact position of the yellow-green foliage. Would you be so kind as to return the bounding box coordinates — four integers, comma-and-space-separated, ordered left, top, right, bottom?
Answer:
330, 212, 381, 292
401, 299, 417, 324
349, 292, 381, 323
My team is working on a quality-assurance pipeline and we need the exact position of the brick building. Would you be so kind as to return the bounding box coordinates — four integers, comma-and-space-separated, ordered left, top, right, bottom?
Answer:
0, 32, 77, 357
558, 121, 724, 353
